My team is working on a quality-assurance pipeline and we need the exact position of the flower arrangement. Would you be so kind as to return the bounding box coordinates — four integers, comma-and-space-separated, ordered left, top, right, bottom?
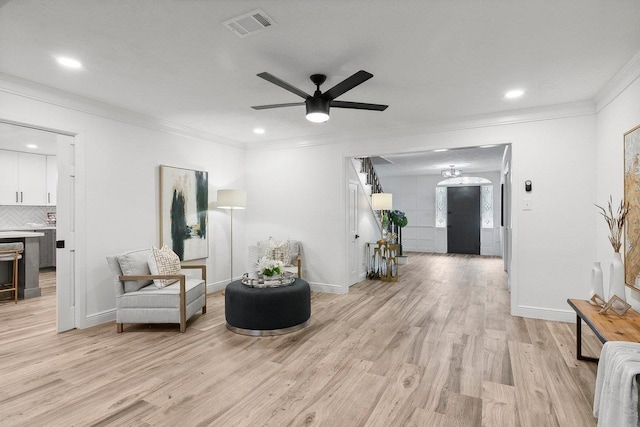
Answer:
595, 196, 629, 253
257, 256, 284, 277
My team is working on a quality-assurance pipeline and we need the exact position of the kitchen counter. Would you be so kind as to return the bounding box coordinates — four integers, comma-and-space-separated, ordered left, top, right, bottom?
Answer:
0, 231, 46, 238
0, 226, 56, 231
0, 231, 44, 298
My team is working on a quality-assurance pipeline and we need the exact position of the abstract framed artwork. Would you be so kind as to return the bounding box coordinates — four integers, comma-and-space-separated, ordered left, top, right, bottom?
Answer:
624, 124, 640, 286
160, 165, 209, 261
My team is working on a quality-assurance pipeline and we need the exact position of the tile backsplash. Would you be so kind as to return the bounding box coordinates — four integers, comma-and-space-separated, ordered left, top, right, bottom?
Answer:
0, 206, 57, 228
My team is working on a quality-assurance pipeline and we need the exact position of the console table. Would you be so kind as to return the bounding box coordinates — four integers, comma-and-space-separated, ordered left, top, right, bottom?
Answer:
225, 278, 311, 336
366, 241, 398, 281
567, 298, 640, 362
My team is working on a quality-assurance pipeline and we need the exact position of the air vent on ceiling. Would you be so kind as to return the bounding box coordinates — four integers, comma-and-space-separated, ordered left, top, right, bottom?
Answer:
222, 9, 277, 38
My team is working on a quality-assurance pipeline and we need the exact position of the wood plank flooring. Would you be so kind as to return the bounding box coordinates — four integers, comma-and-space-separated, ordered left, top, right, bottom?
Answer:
0, 253, 601, 426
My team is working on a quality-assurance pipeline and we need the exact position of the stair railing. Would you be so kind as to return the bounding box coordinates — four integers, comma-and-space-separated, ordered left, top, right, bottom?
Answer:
358, 157, 384, 195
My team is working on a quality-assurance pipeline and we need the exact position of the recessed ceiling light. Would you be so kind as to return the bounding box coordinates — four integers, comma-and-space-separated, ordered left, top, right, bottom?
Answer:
56, 56, 83, 69
434, 148, 449, 152
253, 128, 265, 135
26, 144, 38, 149
504, 89, 525, 99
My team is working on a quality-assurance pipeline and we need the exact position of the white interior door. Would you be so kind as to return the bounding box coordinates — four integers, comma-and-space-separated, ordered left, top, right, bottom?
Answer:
56, 134, 75, 331
348, 181, 359, 285
503, 162, 512, 289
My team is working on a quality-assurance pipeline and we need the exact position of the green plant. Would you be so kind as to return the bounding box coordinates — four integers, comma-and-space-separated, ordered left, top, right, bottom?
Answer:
389, 210, 408, 228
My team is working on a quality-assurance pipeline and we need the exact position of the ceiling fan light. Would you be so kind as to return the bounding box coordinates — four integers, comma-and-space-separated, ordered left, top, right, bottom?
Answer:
306, 112, 330, 123
305, 97, 330, 123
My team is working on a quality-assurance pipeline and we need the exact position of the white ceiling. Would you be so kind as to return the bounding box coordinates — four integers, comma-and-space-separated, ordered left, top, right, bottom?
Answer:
1, 1, 639, 173
0, 122, 58, 155
373, 145, 506, 177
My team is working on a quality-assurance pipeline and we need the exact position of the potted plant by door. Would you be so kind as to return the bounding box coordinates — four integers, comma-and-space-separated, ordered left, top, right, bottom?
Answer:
389, 210, 409, 263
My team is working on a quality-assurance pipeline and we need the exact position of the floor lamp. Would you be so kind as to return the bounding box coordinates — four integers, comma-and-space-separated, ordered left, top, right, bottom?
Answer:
217, 189, 247, 283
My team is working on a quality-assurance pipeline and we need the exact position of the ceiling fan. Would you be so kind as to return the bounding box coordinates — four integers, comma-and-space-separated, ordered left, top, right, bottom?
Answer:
251, 70, 388, 123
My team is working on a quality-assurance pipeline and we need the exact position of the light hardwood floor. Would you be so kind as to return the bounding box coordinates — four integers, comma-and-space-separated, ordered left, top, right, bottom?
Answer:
0, 253, 601, 426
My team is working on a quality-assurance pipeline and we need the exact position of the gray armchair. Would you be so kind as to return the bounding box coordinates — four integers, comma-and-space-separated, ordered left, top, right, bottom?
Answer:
106, 248, 207, 333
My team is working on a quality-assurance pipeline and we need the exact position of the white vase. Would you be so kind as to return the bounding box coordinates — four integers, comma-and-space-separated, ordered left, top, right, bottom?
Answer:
591, 262, 604, 298
609, 252, 626, 301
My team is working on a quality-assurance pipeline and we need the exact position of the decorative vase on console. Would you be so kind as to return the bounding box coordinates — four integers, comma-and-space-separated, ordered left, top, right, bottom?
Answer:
609, 252, 626, 301
591, 261, 604, 298
596, 196, 629, 301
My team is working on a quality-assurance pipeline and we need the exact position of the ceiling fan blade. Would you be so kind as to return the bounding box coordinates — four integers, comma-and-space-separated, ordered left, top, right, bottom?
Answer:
251, 102, 305, 110
331, 100, 388, 111
257, 72, 310, 99
323, 70, 373, 100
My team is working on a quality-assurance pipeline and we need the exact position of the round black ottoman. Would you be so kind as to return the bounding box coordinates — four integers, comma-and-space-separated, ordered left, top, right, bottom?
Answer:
225, 278, 311, 336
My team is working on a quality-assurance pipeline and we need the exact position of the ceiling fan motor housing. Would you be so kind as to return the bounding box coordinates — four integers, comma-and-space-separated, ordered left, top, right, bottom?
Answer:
306, 96, 330, 117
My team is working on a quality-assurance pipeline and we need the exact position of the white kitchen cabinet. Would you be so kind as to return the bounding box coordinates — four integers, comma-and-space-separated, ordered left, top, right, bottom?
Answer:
46, 155, 57, 205
19, 152, 47, 205
0, 150, 48, 205
0, 150, 19, 204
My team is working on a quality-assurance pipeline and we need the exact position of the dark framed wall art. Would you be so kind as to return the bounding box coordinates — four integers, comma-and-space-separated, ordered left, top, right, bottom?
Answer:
159, 165, 209, 261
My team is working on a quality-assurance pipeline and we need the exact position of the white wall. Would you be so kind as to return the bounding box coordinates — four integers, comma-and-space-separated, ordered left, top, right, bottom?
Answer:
379, 174, 441, 253
381, 171, 501, 255
244, 143, 346, 293
0, 81, 245, 328
595, 72, 640, 308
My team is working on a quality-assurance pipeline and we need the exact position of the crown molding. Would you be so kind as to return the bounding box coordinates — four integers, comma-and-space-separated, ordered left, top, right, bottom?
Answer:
244, 101, 596, 151
0, 71, 599, 154
0, 72, 243, 149
595, 49, 640, 113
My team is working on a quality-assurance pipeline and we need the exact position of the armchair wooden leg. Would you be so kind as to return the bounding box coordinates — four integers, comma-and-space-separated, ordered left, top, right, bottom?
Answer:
117, 323, 123, 333
202, 305, 207, 314
179, 277, 186, 333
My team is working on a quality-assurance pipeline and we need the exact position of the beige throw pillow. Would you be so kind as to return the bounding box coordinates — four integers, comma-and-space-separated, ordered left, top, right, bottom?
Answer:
259, 237, 291, 266
272, 239, 291, 266
148, 245, 181, 288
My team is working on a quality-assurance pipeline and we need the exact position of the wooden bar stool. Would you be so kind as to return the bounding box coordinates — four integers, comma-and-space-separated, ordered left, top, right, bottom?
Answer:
0, 242, 24, 304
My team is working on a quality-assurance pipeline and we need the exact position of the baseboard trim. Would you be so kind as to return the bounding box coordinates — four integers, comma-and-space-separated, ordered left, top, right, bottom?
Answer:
207, 281, 227, 294
83, 308, 116, 329
310, 282, 346, 294
513, 304, 574, 322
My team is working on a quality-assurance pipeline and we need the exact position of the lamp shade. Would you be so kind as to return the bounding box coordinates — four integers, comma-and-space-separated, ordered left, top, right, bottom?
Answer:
371, 193, 392, 210
217, 189, 246, 209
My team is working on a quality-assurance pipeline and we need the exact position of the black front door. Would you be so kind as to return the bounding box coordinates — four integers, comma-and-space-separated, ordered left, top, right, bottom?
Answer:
447, 186, 480, 255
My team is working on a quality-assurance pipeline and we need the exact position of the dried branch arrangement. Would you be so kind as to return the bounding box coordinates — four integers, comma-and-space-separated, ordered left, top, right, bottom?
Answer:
595, 196, 629, 253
